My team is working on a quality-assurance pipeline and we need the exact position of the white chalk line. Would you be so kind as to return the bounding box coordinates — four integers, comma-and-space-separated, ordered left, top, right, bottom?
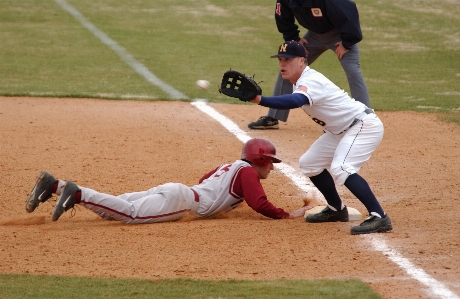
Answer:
54, 0, 188, 100
368, 235, 459, 299
52, 3, 458, 297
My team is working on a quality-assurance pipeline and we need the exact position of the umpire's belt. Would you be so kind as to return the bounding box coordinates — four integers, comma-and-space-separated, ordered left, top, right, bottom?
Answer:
191, 188, 200, 202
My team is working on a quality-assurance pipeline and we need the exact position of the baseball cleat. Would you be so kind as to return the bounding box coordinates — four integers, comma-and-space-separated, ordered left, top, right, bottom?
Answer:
248, 116, 279, 130
26, 171, 57, 213
350, 215, 393, 235
305, 206, 349, 223
51, 180, 79, 221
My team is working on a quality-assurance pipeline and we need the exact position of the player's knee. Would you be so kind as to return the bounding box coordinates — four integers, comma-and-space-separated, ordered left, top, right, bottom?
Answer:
299, 155, 322, 177
330, 164, 356, 186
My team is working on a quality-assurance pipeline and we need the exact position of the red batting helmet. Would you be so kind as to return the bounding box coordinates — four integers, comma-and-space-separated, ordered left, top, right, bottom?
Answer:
241, 138, 282, 166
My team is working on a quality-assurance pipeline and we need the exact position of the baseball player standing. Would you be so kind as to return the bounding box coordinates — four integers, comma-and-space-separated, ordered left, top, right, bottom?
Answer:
244, 41, 392, 235
25, 139, 312, 223
248, 0, 370, 129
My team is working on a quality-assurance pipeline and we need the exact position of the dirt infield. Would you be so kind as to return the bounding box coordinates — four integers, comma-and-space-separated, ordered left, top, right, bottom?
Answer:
1, 97, 459, 299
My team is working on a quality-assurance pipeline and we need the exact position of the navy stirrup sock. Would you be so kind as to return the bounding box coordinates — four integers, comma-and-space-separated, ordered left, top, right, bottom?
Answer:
309, 170, 343, 211
344, 173, 385, 217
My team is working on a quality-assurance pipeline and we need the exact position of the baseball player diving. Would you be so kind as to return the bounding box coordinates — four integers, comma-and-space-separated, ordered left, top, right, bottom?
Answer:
219, 41, 392, 235
25, 138, 313, 223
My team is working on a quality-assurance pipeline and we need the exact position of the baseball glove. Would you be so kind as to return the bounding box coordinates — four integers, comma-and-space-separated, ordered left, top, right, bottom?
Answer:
218, 70, 262, 102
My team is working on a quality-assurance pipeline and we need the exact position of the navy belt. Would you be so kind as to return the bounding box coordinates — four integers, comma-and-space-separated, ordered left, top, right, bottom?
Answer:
191, 188, 199, 202
339, 108, 374, 135
364, 108, 374, 114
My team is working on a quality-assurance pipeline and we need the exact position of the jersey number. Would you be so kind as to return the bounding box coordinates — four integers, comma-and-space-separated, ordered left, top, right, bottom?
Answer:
312, 117, 326, 127
213, 164, 231, 178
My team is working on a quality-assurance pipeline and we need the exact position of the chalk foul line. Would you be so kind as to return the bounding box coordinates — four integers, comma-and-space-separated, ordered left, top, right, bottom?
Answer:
368, 234, 459, 299
54, 0, 188, 100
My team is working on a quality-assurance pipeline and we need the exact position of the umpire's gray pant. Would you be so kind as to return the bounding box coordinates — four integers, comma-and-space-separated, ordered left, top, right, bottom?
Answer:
268, 29, 370, 122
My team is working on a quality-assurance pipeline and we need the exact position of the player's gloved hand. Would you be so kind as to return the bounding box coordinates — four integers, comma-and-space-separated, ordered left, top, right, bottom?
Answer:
218, 70, 262, 102
288, 206, 313, 219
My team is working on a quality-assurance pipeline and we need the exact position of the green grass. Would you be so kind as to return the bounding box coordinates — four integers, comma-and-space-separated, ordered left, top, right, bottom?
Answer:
357, 0, 460, 117
1, 0, 458, 122
0, 0, 281, 102
0, 274, 382, 299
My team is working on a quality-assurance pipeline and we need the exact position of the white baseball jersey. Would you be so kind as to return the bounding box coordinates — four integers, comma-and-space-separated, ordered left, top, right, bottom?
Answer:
291, 66, 384, 185
191, 160, 249, 217
293, 66, 367, 135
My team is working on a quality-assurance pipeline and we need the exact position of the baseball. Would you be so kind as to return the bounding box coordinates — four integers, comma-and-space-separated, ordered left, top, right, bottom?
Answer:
196, 79, 210, 90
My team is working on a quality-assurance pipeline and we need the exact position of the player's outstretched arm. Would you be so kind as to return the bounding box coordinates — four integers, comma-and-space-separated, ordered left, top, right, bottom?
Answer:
288, 205, 313, 219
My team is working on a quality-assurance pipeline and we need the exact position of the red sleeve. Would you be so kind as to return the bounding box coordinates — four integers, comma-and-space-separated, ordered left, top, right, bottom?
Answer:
235, 167, 289, 219
199, 166, 219, 184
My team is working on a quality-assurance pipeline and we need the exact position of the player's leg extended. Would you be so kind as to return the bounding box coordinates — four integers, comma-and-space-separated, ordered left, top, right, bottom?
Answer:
330, 113, 384, 216
300, 134, 343, 210
79, 183, 195, 224
300, 134, 350, 222
331, 114, 392, 234
129, 183, 196, 224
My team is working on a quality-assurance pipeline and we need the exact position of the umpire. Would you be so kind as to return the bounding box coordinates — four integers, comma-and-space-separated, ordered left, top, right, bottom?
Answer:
248, 0, 370, 130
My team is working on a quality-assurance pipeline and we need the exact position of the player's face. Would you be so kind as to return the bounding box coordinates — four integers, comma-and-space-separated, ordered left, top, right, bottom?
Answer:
253, 160, 274, 179
278, 57, 305, 84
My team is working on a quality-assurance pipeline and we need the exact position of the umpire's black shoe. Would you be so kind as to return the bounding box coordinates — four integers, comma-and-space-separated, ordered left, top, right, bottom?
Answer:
248, 116, 279, 130
26, 171, 57, 213
52, 180, 79, 221
305, 206, 349, 223
350, 215, 393, 235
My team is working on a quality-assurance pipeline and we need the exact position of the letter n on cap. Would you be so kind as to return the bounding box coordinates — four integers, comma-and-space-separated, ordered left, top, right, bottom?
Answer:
280, 43, 288, 53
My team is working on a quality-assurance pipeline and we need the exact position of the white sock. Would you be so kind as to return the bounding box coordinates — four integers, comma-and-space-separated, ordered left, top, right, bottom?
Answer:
371, 212, 382, 218
327, 203, 346, 211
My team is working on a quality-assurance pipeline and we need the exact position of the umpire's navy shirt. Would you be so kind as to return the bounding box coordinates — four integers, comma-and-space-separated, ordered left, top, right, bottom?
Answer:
275, 0, 363, 49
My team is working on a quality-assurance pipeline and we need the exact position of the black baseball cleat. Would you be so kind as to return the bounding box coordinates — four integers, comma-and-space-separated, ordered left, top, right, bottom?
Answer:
52, 180, 79, 221
248, 116, 279, 130
26, 171, 57, 213
305, 206, 349, 223
350, 215, 393, 235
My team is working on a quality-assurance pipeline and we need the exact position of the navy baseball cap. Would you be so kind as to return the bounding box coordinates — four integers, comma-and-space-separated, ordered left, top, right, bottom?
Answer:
270, 41, 307, 59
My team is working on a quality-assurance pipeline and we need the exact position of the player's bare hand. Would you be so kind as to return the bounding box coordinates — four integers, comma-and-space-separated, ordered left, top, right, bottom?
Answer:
298, 38, 309, 56
334, 41, 349, 59
288, 205, 313, 218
